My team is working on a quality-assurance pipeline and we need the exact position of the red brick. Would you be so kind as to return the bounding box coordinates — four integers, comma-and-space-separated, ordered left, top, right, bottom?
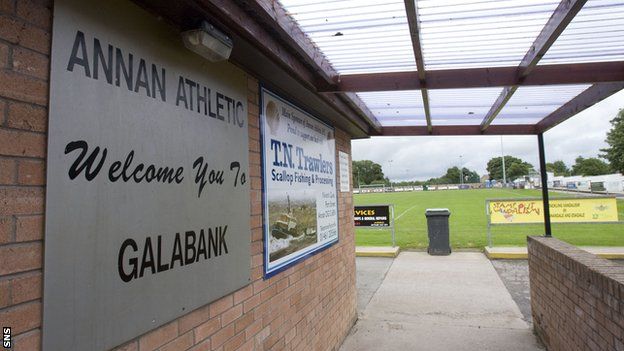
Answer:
234, 311, 254, 334
0, 187, 45, 215
111, 340, 138, 351
223, 331, 245, 351
237, 339, 254, 351
210, 323, 235, 349
221, 304, 243, 326
16, 159, 44, 185
0, 129, 46, 157
12, 47, 48, 80
0, 158, 16, 184
0, 70, 48, 107
210, 295, 233, 318
138, 321, 178, 351
0, 301, 40, 334
0, 216, 12, 244
0, 14, 20, 42
0, 0, 15, 14
0, 15, 49, 54
0, 242, 42, 275
16, 0, 52, 29
194, 317, 220, 342
11, 329, 40, 351
10, 271, 41, 304
0, 42, 8, 68
159, 331, 193, 351
15, 214, 42, 242
233, 284, 253, 305
0, 279, 10, 308
244, 319, 263, 340
6, 101, 47, 132
188, 339, 211, 351
178, 304, 211, 334
243, 293, 262, 313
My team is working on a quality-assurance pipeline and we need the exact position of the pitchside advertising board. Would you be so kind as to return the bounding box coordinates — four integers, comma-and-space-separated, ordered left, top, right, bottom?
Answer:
488, 197, 620, 224
354, 205, 392, 227
261, 88, 339, 277
45, 0, 250, 349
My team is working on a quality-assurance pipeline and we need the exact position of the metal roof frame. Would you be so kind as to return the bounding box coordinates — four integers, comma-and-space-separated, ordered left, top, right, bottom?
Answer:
137, 0, 624, 137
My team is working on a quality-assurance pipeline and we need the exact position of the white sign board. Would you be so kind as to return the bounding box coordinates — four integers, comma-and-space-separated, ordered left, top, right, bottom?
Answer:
339, 151, 350, 192
44, 0, 251, 350
261, 88, 339, 276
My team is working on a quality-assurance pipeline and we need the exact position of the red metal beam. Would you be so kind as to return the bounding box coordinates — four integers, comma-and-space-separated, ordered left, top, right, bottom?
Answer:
327, 61, 624, 92
382, 124, 537, 136
536, 82, 624, 133
519, 0, 587, 77
404, 0, 431, 132
481, 0, 587, 131
480, 86, 518, 131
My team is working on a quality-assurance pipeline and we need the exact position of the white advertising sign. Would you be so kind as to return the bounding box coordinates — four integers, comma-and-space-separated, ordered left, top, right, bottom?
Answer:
261, 88, 339, 276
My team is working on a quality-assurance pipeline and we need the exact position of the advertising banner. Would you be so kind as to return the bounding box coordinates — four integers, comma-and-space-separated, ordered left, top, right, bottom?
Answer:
261, 88, 339, 276
354, 205, 392, 227
45, 0, 250, 349
488, 197, 619, 224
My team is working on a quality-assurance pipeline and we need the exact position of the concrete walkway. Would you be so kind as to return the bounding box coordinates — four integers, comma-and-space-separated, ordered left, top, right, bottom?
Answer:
341, 252, 544, 351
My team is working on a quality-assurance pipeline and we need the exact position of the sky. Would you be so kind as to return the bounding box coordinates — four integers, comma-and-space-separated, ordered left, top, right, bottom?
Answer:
352, 90, 624, 182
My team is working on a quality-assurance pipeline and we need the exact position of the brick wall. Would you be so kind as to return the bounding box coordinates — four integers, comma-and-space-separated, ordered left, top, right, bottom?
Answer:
0, 1, 358, 350
0, 0, 50, 349
528, 236, 624, 351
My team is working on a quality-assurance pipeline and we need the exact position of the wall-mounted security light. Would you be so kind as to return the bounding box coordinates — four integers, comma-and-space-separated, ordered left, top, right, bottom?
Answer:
181, 21, 233, 62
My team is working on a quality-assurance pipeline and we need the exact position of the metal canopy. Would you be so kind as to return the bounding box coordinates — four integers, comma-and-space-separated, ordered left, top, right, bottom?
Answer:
273, 0, 624, 136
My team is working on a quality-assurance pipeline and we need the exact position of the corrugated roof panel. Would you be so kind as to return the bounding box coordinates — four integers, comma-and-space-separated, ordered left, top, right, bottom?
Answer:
429, 87, 502, 125
357, 91, 425, 126
279, 0, 416, 74
541, 0, 624, 64
418, 0, 560, 70
493, 84, 592, 124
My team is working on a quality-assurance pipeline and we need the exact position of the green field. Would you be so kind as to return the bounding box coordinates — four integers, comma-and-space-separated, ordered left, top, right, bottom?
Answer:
354, 189, 624, 249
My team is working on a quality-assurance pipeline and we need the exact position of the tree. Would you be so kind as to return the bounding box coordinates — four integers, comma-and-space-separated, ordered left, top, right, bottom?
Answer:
600, 109, 624, 174
352, 160, 385, 187
487, 156, 533, 181
571, 156, 611, 176
546, 160, 570, 176
463, 168, 481, 183
427, 166, 480, 184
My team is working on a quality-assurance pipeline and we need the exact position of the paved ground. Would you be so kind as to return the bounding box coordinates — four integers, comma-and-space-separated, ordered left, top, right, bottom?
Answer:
343, 253, 544, 351
355, 257, 394, 312
491, 260, 532, 324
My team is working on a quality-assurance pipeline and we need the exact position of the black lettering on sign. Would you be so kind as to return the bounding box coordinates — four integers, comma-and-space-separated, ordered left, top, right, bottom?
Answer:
64, 140, 184, 185
65, 140, 107, 181
66, 30, 166, 102
193, 157, 225, 198
117, 226, 230, 282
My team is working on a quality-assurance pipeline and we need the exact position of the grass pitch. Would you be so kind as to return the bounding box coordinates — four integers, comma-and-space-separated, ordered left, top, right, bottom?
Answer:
354, 189, 624, 249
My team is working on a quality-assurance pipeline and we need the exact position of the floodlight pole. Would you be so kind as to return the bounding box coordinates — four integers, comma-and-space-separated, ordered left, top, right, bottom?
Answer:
459, 155, 464, 185
501, 136, 507, 187
537, 133, 552, 237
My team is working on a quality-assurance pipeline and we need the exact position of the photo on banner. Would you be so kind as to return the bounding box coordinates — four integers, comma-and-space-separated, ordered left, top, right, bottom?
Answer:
260, 88, 339, 276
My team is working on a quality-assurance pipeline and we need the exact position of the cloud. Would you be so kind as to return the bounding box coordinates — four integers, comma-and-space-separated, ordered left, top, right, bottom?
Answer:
353, 90, 624, 181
